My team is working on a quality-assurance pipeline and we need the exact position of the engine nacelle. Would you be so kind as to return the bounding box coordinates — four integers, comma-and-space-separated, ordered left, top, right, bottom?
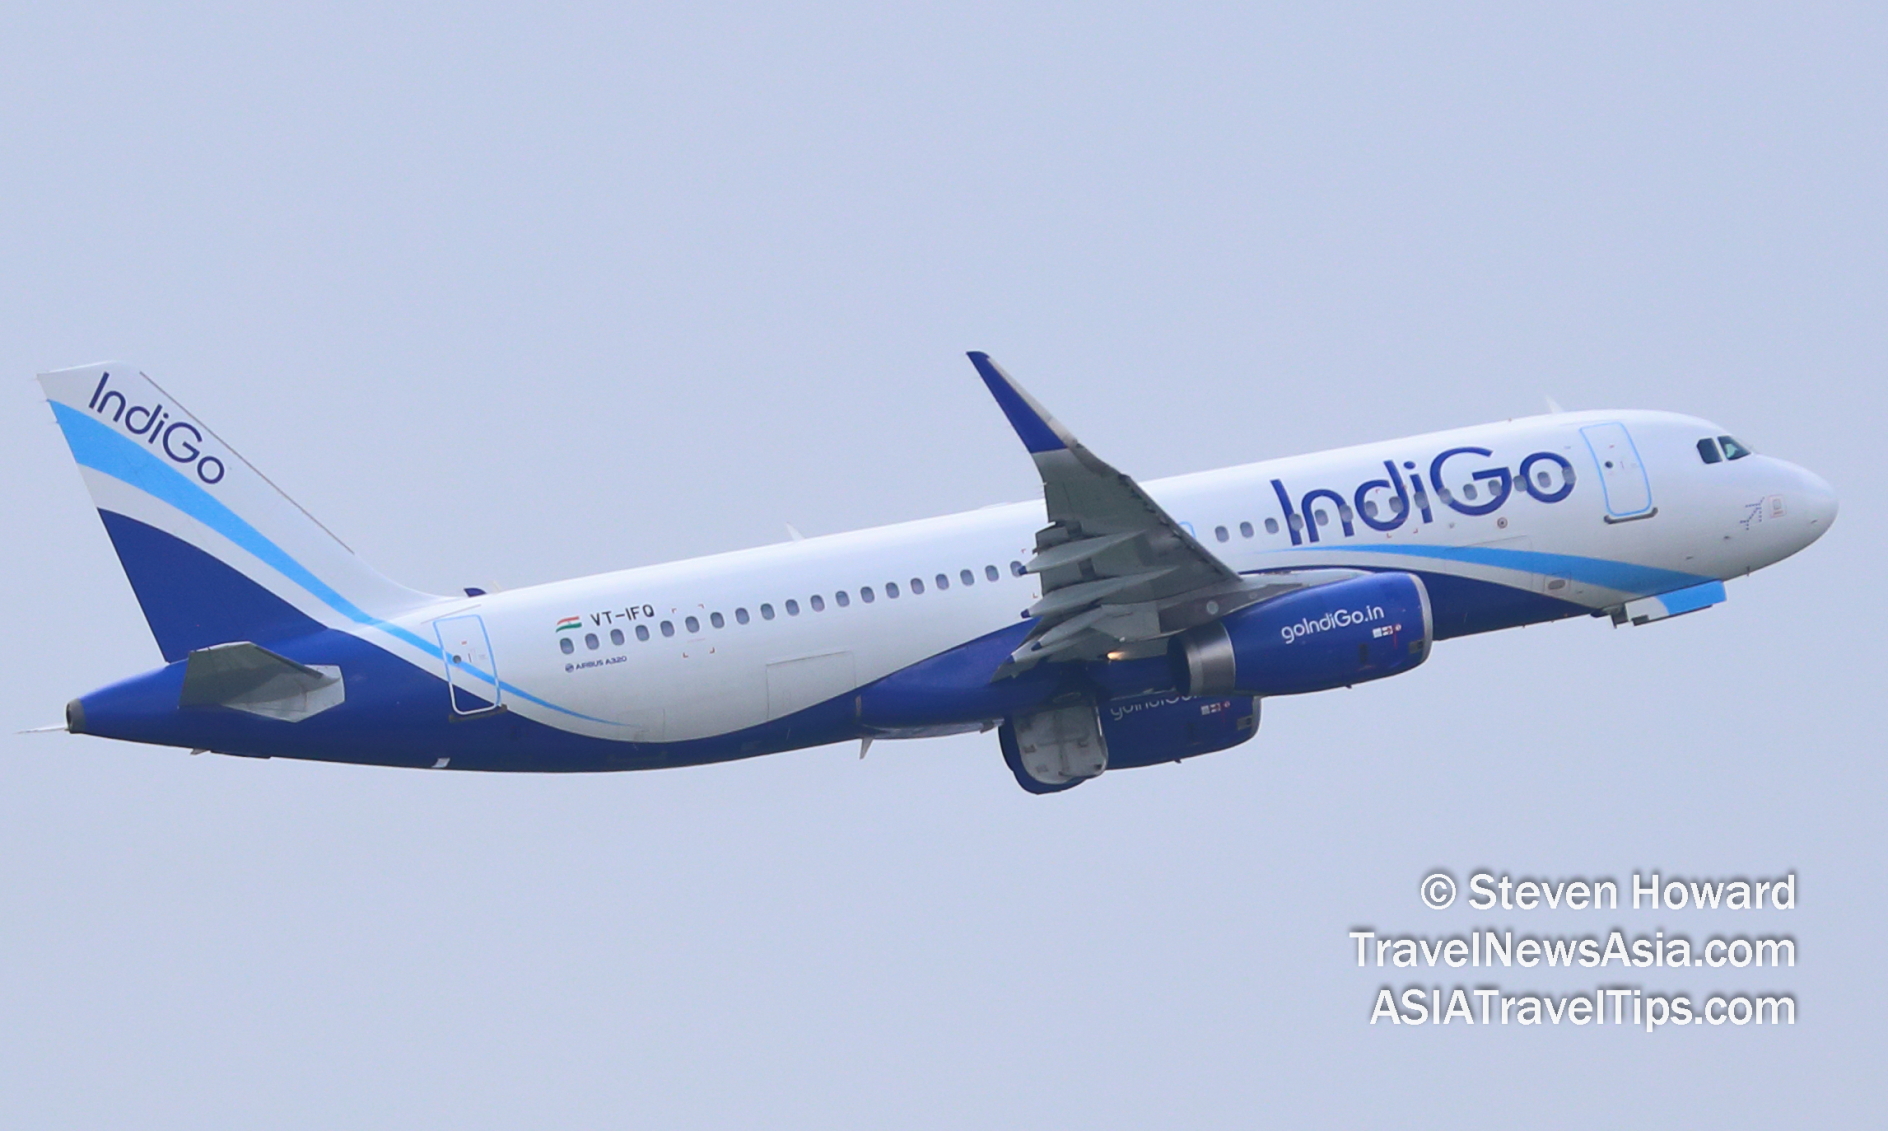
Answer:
1172, 572, 1432, 697
1099, 692, 1258, 770
999, 692, 1260, 794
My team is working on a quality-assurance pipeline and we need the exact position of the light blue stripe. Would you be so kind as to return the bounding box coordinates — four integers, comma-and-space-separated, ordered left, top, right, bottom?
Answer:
1318, 542, 1710, 597
52, 403, 615, 725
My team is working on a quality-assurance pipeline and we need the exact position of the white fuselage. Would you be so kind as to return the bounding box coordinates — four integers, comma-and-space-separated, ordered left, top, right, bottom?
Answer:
405, 410, 1833, 744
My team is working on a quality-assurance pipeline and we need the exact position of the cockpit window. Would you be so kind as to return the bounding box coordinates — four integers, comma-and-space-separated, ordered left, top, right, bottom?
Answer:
1697, 438, 1722, 464
1719, 435, 1752, 460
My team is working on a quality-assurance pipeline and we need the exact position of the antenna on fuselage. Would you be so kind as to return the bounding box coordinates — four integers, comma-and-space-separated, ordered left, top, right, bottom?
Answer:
1544, 395, 1566, 414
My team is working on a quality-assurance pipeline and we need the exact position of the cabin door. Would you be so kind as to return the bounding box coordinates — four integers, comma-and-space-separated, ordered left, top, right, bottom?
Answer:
1579, 423, 1655, 521
436, 613, 504, 716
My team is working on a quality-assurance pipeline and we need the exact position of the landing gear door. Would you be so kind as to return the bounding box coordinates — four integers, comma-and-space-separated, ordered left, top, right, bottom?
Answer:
436, 613, 504, 716
1580, 423, 1655, 522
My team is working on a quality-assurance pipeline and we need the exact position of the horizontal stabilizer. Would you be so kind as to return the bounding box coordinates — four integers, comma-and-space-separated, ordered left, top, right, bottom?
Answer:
178, 641, 345, 722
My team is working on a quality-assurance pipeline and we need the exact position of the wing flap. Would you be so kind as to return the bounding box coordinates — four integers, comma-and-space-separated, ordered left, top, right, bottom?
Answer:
1023, 529, 1142, 573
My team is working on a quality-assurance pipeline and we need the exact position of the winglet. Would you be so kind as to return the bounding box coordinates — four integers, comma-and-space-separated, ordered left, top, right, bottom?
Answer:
968, 352, 1069, 454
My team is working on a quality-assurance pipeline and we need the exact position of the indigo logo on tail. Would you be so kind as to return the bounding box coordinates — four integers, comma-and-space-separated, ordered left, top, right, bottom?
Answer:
87, 372, 226, 485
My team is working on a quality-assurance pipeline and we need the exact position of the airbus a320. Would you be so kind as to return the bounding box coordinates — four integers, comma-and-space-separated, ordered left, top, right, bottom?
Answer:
36, 355, 1835, 793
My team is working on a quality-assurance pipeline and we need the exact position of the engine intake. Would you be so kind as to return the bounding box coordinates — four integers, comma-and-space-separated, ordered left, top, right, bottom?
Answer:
1172, 572, 1432, 696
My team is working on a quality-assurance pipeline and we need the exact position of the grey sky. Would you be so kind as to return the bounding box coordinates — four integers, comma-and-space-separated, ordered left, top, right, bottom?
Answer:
3, 3, 1881, 1126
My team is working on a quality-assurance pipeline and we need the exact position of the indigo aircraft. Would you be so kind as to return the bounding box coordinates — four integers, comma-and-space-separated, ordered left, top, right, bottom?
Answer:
38, 356, 1834, 793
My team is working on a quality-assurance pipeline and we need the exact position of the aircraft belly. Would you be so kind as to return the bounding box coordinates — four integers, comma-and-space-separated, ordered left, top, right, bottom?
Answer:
650, 606, 1017, 743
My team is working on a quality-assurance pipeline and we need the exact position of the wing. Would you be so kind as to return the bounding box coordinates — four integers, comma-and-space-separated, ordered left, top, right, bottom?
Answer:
969, 352, 1356, 676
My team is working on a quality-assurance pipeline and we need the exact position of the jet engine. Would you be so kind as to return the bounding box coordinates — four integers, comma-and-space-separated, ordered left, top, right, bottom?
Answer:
1171, 572, 1432, 697
997, 690, 1259, 794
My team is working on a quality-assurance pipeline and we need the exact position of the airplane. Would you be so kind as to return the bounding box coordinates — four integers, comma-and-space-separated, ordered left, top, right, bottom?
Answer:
34, 354, 1836, 793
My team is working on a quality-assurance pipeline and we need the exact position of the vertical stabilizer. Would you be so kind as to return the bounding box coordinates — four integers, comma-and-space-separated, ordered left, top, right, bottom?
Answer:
39, 363, 443, 661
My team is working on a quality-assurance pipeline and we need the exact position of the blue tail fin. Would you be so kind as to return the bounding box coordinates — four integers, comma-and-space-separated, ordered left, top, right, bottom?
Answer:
39, 363, 443, 661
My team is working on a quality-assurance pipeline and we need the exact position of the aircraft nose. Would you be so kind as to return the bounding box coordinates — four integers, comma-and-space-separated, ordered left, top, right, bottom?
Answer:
1792, 463, 1838, 543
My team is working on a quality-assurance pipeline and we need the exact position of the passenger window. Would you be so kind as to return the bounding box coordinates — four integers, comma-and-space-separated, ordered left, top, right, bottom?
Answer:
610, 628, 625, 646
861, 586, 875, 603
1391, 496, 1407, 514
960, 569, 974, 586
1314, 509, 1328, 527
636, 624, 650, 641
661, 620, 675, 637
811, 595, 826, 611
1288, 514, 1304, 532
685, 615, 700, 633
1265, 517, 1279, 534
911, 577, 925, 594
1010, 561, 1025, 576
735, 608, 750, 624
1697, 438, 1722, 464
1462, 483, 1478, 500
985, 565, 999, 581
710, 612, 725, 629
1214, 525, 1229, 542
1362, 499, 1379, 519
585, 632, 599, 650
1719, 435, 1752, 460
761, 603, 775, 620
936, 573, 950, 590
887, 582, 900, 598
835, 590, 850, 607
785, 600, 800, 616
560, 637, 574, 655
1240, 521, 1253, 538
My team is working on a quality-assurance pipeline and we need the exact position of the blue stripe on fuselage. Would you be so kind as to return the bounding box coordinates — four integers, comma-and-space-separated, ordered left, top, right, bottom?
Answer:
1310, 543, 1709, 596
76, 625, 863, 772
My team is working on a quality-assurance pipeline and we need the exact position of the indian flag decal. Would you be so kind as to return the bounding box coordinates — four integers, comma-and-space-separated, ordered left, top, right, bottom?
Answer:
556, 616, 582, 633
